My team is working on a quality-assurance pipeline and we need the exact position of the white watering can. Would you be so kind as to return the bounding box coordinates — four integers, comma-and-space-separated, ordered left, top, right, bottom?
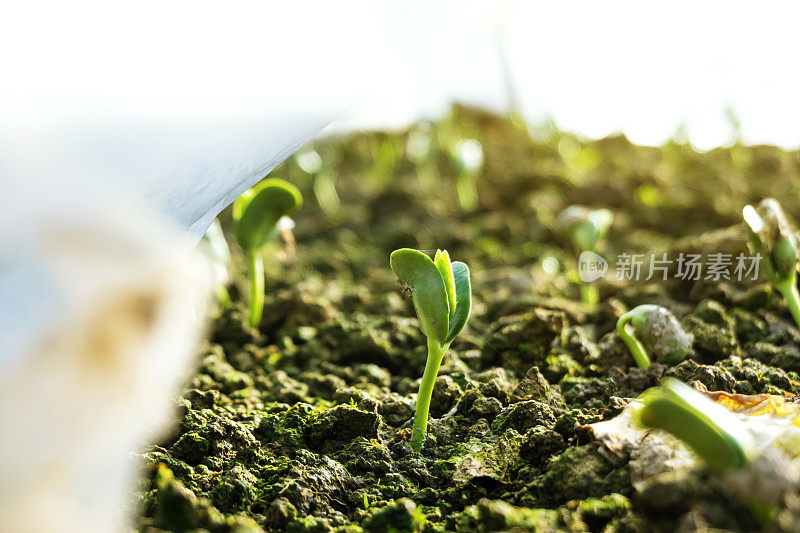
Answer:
0, 110, 339, 532
0, 3, 361, 531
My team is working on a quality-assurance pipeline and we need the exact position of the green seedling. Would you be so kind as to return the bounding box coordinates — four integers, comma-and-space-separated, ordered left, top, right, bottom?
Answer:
636, 378, 752, 471
201, 218, 233, 310
453, 139, 483, 212
555, 205, 613, 305
390, 248, 471, 452
233, 178, 302, 329
743, 198, 800, 330
556, 205, 613, 252
369, 134, 398, 191
406, 123, 438, 190
616, 305, 692, 369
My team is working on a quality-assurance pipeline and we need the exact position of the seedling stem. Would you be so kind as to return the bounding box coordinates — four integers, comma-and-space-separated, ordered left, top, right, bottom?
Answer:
412, 337, 449, 452
247, 249, 265, 328
617, 312, 651, 369
776, 277, 800, 331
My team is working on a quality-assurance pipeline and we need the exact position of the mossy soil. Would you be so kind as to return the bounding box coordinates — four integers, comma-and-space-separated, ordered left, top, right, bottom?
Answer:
134, 106, 800, 532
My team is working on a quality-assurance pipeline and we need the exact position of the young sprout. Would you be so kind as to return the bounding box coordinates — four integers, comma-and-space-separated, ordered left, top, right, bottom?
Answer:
743, 198, 800, 329
296, 148, 340, 217
555, 205, 613, 305
406, 123, 438, 190
201, 219, 232, 310
453, 139, 483, 212
616, 305, 692, 369
390, 248, 471, 452
233, 179, 302, 329
636, 378, 752, 471
369, 134, 398, 190
556, 205, 613, 253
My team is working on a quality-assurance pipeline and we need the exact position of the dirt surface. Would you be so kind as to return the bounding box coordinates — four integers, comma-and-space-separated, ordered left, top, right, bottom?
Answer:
132, 105, 800, 532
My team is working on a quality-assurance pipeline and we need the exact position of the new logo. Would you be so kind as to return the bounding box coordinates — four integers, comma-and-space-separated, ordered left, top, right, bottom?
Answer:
578, 251, 608, 282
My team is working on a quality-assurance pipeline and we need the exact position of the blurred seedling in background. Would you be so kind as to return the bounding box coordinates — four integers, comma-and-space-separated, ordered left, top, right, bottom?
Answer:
294, 148, 340, 217
635, 378, 752, 471
390, 248, 471, 452
405, 122, 439, 191
233, 178, 302, 329
743, 198, 800, 330
201, 218, 232, 310
429, 109, 483, 211
452, 138, 483, 212
368, 133, 399, 192
555, 205, 613, 305
616, 305, 692, 369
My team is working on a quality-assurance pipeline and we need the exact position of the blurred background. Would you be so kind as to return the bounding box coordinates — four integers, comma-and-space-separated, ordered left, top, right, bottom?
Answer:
2, 0, 800, 155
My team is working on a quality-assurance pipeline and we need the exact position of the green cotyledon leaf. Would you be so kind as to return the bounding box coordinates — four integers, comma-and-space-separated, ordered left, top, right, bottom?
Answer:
390, 248, 449, 343
636, 378, 751, 471
434, 249, 456, 318
444, 260, 471, 344
234, 178, 302, 251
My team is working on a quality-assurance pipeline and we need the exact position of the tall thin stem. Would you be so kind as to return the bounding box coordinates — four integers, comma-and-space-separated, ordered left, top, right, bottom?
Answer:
777, 276, 800, 331
411, 337, 448, 452
580, 283, 599, 306
617, 313, 651, 369
216, 285, 232, 310
248, 249, 264, 329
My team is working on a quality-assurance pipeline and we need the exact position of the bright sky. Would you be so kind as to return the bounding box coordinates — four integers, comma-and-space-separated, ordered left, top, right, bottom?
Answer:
1, 0, 799, 195
506, 1, 800, 148
346, 1, 800, 150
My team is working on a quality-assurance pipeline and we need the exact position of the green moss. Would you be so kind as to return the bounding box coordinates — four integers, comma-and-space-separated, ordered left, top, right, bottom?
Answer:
559, 376, 614, 407
682, 301, 739, 360
491, 401, 557, 434
287, 515, 336, 533
362, 498, 425, 533
456, 499, 560, 532
305, 405, 380, 452
577, 493, 632, 529
665, 359, 736, 391
539, 446, 631, 506
730, 308, 769, 343
520, 426, 566, 465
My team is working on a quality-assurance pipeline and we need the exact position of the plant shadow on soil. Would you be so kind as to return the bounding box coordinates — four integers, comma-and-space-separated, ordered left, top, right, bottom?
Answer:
134, 105, 800, 532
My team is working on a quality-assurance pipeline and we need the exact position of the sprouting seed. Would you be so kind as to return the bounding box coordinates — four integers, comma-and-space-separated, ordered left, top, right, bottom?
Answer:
555, 205, 613, 253
635, 378, 752, 471
743, 198, 800, 330
616, 304, 692, 369
555, 205, 613, 305
390, 248, 471, 452
233, 178, 302, 329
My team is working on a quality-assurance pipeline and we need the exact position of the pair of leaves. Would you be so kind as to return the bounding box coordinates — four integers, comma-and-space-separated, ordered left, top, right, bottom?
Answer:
233, 178, 302, 252
390, 248, 471, 345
